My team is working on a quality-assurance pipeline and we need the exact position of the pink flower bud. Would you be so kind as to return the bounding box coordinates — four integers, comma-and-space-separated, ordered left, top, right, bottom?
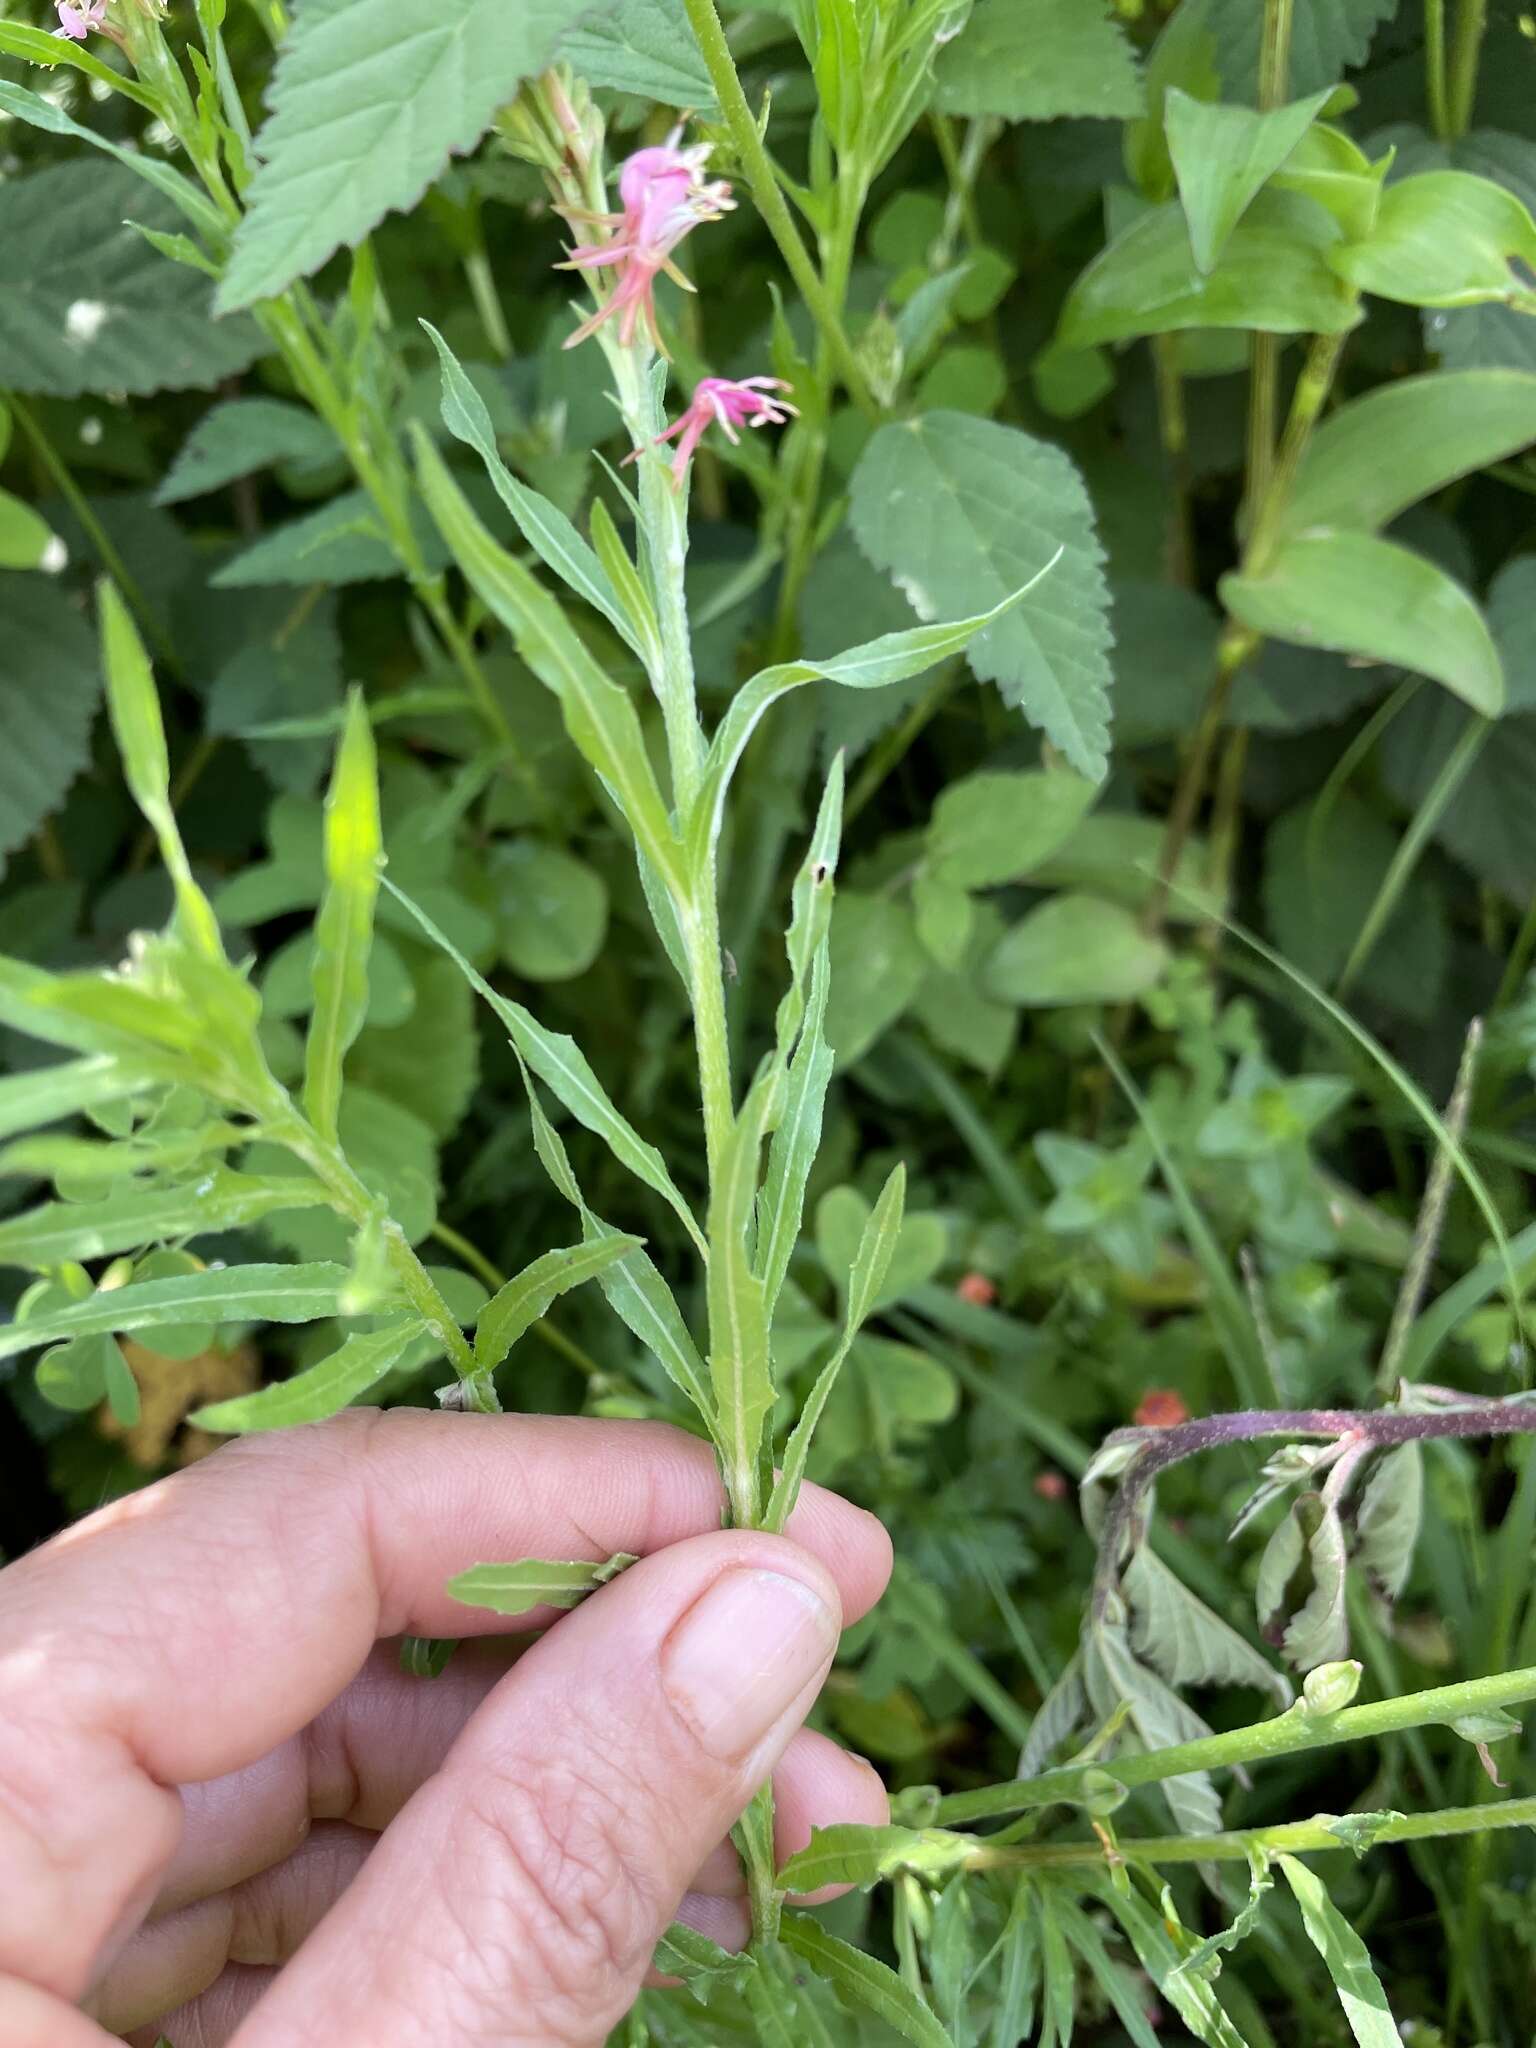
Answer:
629, 375, 798, 487
54, 0, 107, 37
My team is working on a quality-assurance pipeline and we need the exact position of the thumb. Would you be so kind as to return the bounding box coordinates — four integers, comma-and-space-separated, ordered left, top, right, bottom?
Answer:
230, 1530, 843, 2048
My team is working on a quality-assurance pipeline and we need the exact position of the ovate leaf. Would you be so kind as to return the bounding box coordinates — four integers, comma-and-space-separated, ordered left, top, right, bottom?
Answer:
304, 692, 382, 1143
984, 895, 1169, 1007
447, 1550, 637, 1616
935, 0, 1142, 123
219, 0, 606, 310
556, 0, 715, 111
0, 162, 264, 396
1331, 171, 1536, 310
1165, 87, 1331, 272
191, 1315, 421, 1432
849, 412, 1113, 779
155, 398, 341, 505
927, 765, 1096, 889
1222, 532, 1504, 717
1282, 368, 1536, 536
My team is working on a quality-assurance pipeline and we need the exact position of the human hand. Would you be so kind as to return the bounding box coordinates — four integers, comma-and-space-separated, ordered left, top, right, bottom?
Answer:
0, 1409, 892, 2046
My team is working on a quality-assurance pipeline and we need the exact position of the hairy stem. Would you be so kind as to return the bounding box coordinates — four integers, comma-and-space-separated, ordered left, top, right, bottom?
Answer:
934, 1661, 1536, 1826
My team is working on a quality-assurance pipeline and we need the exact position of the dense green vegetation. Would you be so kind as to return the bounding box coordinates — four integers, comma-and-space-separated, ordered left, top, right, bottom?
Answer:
3, 0, 1536, 2038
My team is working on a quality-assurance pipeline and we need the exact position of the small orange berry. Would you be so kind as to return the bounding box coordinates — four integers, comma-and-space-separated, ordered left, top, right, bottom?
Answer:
956, 1271, 997, 1307
1133, 1388, 1190, 1429
1033, 1470, 1070, 1501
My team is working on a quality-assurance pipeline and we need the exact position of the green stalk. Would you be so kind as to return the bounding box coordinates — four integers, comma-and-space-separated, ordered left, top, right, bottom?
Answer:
966, 1794, 1536, 1874
1240, 0, 1295, 523
933, 1662, 1536, 1826
1426, 0, 1451, 138
678, 0, 877, 415
1447, 0, 1488, 137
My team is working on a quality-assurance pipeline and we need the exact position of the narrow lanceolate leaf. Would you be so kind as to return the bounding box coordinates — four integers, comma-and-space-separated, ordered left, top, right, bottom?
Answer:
707, 1071, 779, 1505
422, 323, 640, 655
1102, 1882, 1257, 2048
685, 579, 1053, 877
1222, 531, 1505, 718
191, 1315, 421, 1432
516, 1057, 713, 1418
0, 1056, 151, 1144
780, 1912, 953, 2048
849, 414, 1114, 781
652, 1919, 753, 1996
99, 580, 222, 960
218, 0, 604, 310
777, 1822, 973, 1896
447, 1551, 637, 1617
304, 691, 382, 1142
412, 431, 682, 888
758, 951, 834, 1322
473, 1236, 641, 1373
386, 879, 707, 1258
1278, 1856, 1403, 2047
0, 1263, 349, 1363
0, 1172, 329, 1271
764, 1163, 906, 1533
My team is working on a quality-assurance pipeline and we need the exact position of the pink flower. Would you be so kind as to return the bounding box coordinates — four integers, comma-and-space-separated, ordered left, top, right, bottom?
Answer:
560, 131, 733, 350
631, 376, 798, 487
54, 0, 107, 37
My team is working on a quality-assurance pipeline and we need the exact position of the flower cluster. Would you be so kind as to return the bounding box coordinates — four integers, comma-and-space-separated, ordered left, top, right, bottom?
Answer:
54, 0, 106, 38
637, 376, 798, 489
559, 131, 734, 351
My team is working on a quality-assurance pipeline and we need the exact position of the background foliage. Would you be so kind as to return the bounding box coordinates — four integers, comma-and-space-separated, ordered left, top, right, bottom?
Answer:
4, 0, 1536, 2041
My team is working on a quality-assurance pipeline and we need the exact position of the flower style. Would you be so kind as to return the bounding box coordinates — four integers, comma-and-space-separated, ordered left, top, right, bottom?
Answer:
54, 0, 107, 36
633, 376, 798, 488
560, 131, 734, 351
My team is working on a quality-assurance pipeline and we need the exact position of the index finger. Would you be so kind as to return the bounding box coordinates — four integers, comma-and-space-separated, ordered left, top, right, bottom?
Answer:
0, 1409, 890, 2005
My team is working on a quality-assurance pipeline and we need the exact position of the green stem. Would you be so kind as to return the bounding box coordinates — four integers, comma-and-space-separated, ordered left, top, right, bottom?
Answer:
934, 1663, 1536, 1826
966, 1794, 1536, 1874
9, 396, 173, 661
678, 0, 877, 416
1447, 0, 1488, 136
1426, 0, 1451, 137
1493, 885, 1536, 1010
843, 669, 957, 825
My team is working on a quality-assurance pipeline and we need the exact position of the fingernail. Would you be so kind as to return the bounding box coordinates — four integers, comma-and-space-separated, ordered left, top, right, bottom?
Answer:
662, 1568, 839, 1761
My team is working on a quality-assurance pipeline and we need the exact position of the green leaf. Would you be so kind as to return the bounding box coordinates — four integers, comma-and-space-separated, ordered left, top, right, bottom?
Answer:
0, 77, 222, 235
826, 893, 928, 1066
218, 0, 604, 310
927, 765, 1097, 889
936, 0, 1142, 123
984, 894, 1169, 1007
0, 1056, 151, 1144
1060, 191, 1362, 349
1038, 1886, 1076, 2048
780, 1911, 953, 2048
707, 1071, 778, 1501
447, 1550, 637, 1617
0, 490, 58, 572
1282, 369, 1536, 537
1165, 87, 1330, 272
0, 161, 264, 397
0, 20, 159, 112
210, 489, 436, 588
0, 1262, 348, 1363
1353, 1442, 1422, 1603
473, 1236, 641, 1373
1084, 1617, 1224, 1835
1123, 1544, 1293, 1707
0, 575, 101, 867
412, 431, 681, 886
1222, 531, 1504, 717
1278, 1855, 1402, 2047
0, 1171, 330, 1271
766, 1164, 907, 1531
421, 322, 641, 657
304, 692, 382, 1143
849, 412, 1114, 780
190, 1315, 422, 1432
776, 1821, 973, 1895
556, 0, 715, 111
154, 399, 341, 505
387, 879, 706, 1257
492, 839, 609, 982
1331, 170, 1536, 309
99, 580, 223, 959
652, 1917, 752, 1998
36, 1330, 120, 1414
